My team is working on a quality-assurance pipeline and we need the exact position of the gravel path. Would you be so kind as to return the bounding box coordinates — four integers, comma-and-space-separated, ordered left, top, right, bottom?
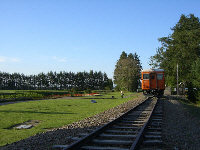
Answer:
162, 95, 200, 150
1, 93, 200, 150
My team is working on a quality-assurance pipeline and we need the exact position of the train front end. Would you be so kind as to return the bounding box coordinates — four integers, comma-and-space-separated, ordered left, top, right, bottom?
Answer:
141, 69, 165, 96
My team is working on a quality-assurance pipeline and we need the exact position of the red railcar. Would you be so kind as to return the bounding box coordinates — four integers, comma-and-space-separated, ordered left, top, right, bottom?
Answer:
141, 69, 165, 95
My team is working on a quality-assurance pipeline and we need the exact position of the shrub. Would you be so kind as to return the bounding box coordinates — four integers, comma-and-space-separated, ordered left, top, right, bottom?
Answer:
186, 82, 198, 103
0, 93, 44, 102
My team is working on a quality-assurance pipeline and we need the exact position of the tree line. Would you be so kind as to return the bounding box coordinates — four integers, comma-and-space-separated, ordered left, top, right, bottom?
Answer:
149, 14, 200, 103
0, 70, 113, 91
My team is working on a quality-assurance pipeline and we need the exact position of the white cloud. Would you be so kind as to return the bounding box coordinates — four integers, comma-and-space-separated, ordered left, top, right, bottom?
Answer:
0, 57, 6, 62
38, 55, 73, 62
52, 56, 66, 62
10, 58, 21, 62
0, 56, 20, 62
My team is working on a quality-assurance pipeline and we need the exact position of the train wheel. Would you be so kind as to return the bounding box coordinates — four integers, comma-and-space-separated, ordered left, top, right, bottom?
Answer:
143, 90, 148, 95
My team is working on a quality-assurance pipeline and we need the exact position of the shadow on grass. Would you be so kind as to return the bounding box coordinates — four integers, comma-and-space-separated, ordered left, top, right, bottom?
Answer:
0, 110, 76, 115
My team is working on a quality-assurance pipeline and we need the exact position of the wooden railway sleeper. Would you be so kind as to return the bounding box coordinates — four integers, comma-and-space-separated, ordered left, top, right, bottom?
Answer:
139, 98, 163, 149
53, 97, 159, 150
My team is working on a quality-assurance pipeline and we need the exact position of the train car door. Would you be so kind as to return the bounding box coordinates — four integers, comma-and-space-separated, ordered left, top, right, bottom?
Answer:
150, 73, 157, 89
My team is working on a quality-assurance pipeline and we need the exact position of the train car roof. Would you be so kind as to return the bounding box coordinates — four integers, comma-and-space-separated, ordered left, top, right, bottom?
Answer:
142, 69, 164, 72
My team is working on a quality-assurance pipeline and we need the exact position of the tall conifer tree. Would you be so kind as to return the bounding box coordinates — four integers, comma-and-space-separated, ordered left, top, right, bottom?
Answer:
114, 51, 142, 91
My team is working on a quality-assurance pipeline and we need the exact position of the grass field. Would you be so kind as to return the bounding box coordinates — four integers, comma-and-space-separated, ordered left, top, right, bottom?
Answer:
0, 91, 139, 146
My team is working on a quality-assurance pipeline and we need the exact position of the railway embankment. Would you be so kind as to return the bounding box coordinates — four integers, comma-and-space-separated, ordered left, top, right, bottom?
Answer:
162, 95, 200, 150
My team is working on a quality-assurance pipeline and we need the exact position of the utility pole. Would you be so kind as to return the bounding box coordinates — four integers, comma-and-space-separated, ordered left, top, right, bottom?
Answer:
177, 63, 179, 96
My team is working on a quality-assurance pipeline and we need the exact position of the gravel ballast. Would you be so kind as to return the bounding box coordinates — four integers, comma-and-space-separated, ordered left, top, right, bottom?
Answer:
1, 94, 200, 150
1, 95, 146, 150
162, 95, 200, 150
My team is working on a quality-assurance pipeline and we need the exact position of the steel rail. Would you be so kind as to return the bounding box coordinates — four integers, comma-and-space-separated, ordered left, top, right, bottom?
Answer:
61, 97, 158, 150
129, 97, 159, 150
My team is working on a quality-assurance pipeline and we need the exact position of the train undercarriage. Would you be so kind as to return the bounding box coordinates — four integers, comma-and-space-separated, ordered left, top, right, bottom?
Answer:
143, 89, 164, 96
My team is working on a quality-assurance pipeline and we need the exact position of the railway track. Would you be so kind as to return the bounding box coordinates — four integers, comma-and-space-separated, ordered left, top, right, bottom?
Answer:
53, 97, 163, 150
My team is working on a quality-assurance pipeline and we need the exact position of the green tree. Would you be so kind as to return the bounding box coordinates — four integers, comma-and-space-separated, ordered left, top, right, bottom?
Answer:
149, 14, 200, 102
114, 52, 128, 90
120, 51, 128, 59
131, 53, 143, 91
0, 70, 113, 91
114, 51, 142, 91
192, 57, 200, 88
150, 14, 200, 86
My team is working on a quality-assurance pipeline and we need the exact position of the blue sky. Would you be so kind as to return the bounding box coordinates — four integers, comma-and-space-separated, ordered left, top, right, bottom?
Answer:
0, 0, 200, 79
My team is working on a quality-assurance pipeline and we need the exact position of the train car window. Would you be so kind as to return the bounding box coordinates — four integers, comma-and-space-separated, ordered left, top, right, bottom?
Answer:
151, 75, 155, 79
143, 74, 149, 79
157, 73, 163, 80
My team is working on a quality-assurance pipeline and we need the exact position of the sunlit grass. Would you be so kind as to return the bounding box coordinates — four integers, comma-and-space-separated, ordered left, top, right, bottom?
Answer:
0, 92, 139, 146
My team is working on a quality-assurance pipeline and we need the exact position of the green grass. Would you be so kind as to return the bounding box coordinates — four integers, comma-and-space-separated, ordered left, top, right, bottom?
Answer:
0, 92, 139, 146
86, 91, 135, 98
0, 90, 70, 97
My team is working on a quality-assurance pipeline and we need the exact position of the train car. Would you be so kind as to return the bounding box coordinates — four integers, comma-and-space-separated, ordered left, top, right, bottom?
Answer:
141, 69, 165, 96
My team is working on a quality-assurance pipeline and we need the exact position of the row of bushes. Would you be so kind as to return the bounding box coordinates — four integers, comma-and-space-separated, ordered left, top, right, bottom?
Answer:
0, 93, 44, 102
0, 89, 115, 103
0, 92, 102, 103
44, 93, 100, 99
0, 91, 71, 96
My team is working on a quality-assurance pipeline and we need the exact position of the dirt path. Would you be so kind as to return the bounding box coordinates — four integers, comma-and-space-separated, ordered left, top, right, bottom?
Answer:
0, 97, 78, 106
0, 93, 139, 106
